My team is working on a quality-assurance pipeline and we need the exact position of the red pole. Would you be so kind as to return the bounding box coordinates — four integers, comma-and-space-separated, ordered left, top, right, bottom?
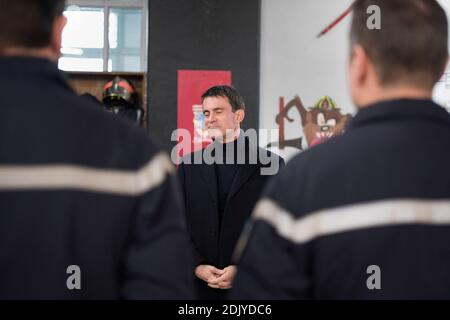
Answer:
316, 2, 355, 38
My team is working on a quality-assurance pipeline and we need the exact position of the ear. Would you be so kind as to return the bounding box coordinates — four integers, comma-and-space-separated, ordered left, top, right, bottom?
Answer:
51, 15, 68, 60
349, 44, 369, 87
234, 109, 245, 124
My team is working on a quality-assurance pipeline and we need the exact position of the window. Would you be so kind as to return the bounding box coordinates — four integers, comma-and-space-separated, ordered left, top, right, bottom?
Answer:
59, 0, 147, 72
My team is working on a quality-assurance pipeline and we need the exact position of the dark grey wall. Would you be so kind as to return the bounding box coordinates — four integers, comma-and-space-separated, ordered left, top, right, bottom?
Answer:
147, 0, 261, 152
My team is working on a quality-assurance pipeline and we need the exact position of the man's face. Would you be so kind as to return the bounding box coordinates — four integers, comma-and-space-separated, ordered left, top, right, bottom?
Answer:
202, 96, 244, 142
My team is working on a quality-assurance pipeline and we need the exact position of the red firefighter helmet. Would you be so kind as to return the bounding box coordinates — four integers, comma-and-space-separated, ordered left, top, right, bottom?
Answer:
102, 76, 136, 109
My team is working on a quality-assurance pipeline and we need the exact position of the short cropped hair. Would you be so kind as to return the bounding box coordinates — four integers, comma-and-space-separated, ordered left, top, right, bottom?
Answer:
0, 0, 66, 50
201, 85, 246, 112
350, 0, 448, 89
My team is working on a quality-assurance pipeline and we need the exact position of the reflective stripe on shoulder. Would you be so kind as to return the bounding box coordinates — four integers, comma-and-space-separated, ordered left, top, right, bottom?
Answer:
253, 198, 450, 244
0, 152, 174, 196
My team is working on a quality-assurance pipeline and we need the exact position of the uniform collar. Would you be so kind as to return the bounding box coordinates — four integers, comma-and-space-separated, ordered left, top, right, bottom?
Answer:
348, 99, 450, 131
0, 56, 72, 91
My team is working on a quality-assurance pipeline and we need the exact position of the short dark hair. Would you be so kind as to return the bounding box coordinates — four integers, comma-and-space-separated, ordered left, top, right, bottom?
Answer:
0, 0, 66, 50
201, 85, 246, 112
350, 0, 448, 89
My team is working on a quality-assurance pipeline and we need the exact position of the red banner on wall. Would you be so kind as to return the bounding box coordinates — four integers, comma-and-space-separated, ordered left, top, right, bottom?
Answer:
177, 70, 232, 158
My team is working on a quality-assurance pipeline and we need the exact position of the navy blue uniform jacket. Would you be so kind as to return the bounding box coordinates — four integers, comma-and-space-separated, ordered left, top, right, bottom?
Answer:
233, 99, 450, 299
0, 57, 193, 299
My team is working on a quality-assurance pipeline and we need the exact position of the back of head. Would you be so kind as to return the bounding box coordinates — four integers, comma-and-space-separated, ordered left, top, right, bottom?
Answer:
0, 0, 65, 51
350, 0, 448, 90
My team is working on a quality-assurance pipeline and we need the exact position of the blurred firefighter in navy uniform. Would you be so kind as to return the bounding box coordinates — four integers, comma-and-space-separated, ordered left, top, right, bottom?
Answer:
0, 0, 193, 299
102, 76, 144, 126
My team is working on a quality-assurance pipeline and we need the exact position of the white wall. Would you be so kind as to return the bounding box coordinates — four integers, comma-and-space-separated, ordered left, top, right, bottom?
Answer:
259, 0, 354, 160
433, 0, 450, 109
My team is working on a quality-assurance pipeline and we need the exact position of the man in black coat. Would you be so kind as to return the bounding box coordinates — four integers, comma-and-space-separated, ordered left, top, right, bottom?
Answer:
177, 85, 284, 299
0, 0, 192, 299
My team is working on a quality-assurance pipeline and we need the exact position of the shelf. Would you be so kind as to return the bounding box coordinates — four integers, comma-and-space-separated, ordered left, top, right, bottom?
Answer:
65, 71, 146, 76
65, 71, 148, 128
